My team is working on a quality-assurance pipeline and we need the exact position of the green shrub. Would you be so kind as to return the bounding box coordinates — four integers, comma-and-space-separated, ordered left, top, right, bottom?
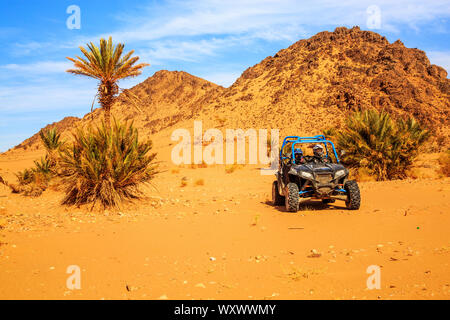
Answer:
10, 130, 62, 197
60, 120, 158, 208
34, 156, 52, 176
40, 128, 64, 166
327, 109, 429, 180
40, 128, 63, 151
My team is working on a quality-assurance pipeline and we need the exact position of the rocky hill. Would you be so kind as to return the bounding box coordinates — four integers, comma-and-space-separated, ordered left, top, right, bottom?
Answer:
9, 26, 450, 153
198, 26, 449, 145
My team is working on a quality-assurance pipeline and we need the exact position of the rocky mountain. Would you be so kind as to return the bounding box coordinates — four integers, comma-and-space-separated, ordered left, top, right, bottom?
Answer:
9, 26, 450, 153
199, 26, 449, 145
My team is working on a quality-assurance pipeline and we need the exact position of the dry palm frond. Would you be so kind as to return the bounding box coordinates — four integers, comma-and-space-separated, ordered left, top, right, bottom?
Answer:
0, 175, 7, 186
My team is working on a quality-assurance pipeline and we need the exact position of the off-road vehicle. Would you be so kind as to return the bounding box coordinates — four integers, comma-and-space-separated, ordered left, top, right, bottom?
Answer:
272, 135, 360, 212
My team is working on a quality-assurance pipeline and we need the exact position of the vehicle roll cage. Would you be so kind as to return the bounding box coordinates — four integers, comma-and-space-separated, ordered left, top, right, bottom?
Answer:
280, 135, 340, 164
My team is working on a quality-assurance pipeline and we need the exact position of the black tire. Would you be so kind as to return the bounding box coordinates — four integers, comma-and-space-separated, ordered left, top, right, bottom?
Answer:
272, 181, 285, 206
344, 180, 361, 210
322, 199, 335, 204
285, 183, 300, 212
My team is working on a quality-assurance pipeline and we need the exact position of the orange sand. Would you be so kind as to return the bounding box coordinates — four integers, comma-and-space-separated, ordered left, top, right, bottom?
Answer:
0, 145, 449, 300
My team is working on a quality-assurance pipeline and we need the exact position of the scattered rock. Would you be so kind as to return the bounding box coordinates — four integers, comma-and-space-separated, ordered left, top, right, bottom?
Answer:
308, 249, 322, 258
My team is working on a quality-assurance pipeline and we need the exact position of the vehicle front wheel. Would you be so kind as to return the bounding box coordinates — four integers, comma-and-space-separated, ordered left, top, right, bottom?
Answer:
344, 180, 361, 210
272, 181, 285, 206
285, 183, 300, 212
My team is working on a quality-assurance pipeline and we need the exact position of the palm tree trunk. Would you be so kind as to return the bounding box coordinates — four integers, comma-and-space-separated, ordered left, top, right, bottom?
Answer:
104, 107, 111, 131
98, 81, 116, 131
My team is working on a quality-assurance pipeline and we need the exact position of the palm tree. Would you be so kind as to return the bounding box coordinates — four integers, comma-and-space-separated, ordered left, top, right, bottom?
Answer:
66, 37, 149, 129
329, 109, 429, 180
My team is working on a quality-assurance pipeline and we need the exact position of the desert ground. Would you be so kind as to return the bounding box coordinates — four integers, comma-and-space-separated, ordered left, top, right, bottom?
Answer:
0, 134, 449, 300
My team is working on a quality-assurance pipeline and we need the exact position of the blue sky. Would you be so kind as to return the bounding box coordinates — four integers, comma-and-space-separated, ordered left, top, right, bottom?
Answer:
0, 0, 449, 152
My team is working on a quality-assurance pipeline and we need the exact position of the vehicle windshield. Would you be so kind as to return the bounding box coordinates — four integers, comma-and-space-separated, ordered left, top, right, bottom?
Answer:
289, 142, 338, 164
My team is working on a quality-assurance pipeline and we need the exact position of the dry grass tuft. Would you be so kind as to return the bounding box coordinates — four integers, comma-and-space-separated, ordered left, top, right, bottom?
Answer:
180, 176, 189, 187
198, 161, 208, 168
285, 267, 323, 281
194, 179, 204, 186
225, 164, 243, 174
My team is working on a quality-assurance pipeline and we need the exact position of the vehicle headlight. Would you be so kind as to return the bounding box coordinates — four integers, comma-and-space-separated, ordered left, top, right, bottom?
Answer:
335, 169, 346, 178
300, 171, 313, 179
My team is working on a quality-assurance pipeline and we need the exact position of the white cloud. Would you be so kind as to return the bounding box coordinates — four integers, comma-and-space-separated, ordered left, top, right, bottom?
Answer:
38, 0, 446, 66
0, 80, 96, 112
94, 0, 450, 41
0, 61, 72, 74
12, 0, 450, 64
427, 51, 450, 75
136, 36, 246, 65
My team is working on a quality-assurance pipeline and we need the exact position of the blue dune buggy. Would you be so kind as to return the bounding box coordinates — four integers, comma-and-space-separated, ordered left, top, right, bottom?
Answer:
272, 135, 360, 212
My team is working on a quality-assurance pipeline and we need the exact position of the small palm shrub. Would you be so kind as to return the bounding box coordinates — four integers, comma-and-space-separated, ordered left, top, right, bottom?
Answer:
9, 130, 62, 197
34, 156, 52, 176
60, 120, 158, 208
40, 128, 64, 166
15, 168, 36, 185
327, 109, 429, 180
40, 128, 63, 152
11, 166, 49, 197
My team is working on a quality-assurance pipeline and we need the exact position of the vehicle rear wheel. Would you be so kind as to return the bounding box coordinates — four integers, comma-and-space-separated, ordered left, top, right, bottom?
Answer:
285, 183, 300, 212
344, 180, 361, 210
272, 181, 285, 206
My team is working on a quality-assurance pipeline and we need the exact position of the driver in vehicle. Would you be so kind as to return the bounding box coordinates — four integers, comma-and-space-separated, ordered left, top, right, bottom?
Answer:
293, 148, 306, 164
282, 147, 305, 181
313, 144, 330, 163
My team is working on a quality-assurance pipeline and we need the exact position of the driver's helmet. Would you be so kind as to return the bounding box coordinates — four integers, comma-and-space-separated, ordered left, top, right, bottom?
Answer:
293, 148, 303, 163
313, 144, 324, 157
